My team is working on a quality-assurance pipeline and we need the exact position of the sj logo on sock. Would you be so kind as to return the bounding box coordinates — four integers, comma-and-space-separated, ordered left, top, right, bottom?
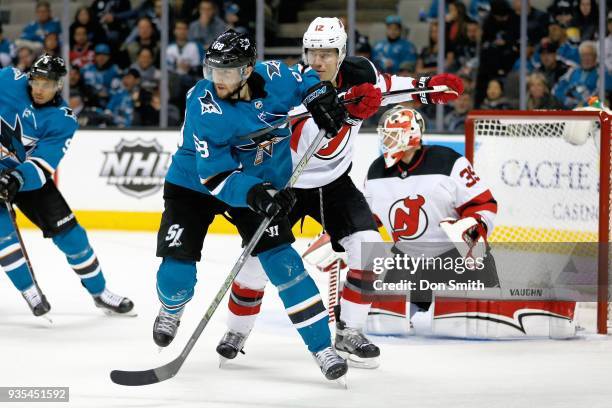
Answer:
165, 224, 184, 247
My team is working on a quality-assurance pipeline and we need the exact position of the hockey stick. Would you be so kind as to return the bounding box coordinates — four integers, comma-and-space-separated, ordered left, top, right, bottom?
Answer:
110, 128, 330, 386
239, 85, 451, 142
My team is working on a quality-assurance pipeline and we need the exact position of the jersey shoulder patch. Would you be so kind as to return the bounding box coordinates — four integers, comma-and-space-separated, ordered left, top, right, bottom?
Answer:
198, 88, 222, 115
338, 56, 378, 89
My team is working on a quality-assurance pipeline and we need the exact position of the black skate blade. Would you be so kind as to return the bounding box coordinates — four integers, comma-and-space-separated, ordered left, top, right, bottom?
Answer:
110, 359, 181, 386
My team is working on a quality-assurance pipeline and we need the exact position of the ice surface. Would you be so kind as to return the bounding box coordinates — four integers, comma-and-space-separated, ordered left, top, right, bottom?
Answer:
1, 231, 611, 408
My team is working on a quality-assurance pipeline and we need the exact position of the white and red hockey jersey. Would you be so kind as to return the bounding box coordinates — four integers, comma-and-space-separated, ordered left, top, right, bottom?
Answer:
290, 56, 416, 189
364, 145, 497, 256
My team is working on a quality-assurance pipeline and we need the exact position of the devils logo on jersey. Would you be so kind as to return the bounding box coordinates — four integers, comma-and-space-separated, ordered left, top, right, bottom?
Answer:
389, 194, 428, 241
291, 119, 351, 161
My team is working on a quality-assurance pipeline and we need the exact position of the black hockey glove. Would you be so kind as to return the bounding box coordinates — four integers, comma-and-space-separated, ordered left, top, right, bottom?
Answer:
247, 182, 296, 219
303, 81, 347, 138
0, 169, 23, 203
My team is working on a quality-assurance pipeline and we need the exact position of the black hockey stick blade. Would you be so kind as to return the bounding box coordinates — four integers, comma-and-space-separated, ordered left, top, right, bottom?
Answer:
110, 358, 182, 386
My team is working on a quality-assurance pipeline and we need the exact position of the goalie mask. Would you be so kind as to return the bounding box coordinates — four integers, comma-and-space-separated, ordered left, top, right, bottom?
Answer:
377, 106, 425, 168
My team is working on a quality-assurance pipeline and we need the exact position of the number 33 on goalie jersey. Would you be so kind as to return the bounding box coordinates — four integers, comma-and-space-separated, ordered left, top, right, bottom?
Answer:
364, 145, 498, 254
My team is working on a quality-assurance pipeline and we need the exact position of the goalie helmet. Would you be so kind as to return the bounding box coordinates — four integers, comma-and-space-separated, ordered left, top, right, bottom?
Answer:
302, 17, 347, 80
377, 106, 425, 168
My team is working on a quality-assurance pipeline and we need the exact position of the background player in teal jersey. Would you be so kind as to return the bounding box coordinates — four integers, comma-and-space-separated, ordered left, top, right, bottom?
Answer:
0, 55, 134, 318
153, 29, 351, 381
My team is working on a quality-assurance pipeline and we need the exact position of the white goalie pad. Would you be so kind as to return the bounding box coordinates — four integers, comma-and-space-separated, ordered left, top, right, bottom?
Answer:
439, 217, 486, 266
302, 232, 348, 272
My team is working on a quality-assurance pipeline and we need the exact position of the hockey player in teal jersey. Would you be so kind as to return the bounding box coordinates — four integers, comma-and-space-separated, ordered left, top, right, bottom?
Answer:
153, 29, 350, 381
0, 54, 134, 318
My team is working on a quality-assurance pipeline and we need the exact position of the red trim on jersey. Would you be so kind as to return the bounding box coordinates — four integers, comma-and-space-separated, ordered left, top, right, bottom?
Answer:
456, 190, 498, 217
316, 124, 350, 156
337, 71, 343, 89
373, 214, 383, 228
290, 117, 308, 152
382, 73, 392, 91
397, 146, 427, 173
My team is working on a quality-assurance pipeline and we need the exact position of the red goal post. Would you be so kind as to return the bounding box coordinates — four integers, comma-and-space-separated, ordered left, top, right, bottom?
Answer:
465, 110, 611, 334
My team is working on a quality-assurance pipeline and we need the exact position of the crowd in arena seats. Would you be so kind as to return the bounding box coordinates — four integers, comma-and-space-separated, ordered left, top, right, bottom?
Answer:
0, 0, 261, 127
357, 0, 612, 129
0, 0, 610, 129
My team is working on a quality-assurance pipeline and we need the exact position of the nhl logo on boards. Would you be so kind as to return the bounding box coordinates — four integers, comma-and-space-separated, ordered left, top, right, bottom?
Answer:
100, 138, 171, 198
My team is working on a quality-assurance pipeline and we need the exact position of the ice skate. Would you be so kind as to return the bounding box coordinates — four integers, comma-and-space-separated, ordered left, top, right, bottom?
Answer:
312, 345, 348, 385
216, 330, 249, 366
22, 284, 52, 323
93, 288, 136, 316
335, 320, 380, 369
153, 306, 184, 348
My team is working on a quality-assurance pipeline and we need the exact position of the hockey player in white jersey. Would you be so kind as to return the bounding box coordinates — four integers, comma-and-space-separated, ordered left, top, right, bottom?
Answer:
364, 105, 499, 317
216, 17, 464, 368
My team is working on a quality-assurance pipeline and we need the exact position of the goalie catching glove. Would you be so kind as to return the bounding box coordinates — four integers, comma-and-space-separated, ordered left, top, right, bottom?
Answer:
439, 216, 488, 267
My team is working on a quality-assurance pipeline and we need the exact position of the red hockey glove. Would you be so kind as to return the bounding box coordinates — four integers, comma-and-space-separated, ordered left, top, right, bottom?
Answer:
344, 83, 382, 120
416, 73, 464, 104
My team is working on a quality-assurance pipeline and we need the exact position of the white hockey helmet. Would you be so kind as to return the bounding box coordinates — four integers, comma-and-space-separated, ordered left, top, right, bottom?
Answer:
303, 17, 347, 79
377, 106, 425, 168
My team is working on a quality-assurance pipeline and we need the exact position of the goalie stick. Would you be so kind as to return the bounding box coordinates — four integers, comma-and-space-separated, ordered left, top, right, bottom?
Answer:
110, 128, 330, 386
239, 85, 452, 142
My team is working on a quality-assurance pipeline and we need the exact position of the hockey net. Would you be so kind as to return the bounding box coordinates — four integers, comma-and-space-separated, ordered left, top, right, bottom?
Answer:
465, 110, 611, 334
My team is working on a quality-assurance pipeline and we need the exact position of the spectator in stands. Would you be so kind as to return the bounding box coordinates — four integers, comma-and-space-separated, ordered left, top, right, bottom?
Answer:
469, 0, 491, 22
69, 64, 98, 107
372, 15, 417, 74
444, 90, 473, 131
475, 0, 520, 106
81, 43, 122, 108
416, 20, 448, 76
130, 47, 160, 92
188, 0, 227, 49
124, 17, 160, 64
70, 26, 95, 68
71, 7, 105, 47
544, 17, 580, 66
15, 46, 35, 73
20, 1, 61, 49
549, 0, 575, 27
527, 72, 563, 109
445, 1, 469, 53
90, 0, 132, 49
134, 88, 180, 126
167, 20, 201, 75
534, 38, 569, 88
104, 68, 140, 127
0, 26, 16, 68
511, 0, 549, 43
453, 19, 480, 77
553, 41, 612, 108
225, 2, 249, 34
124, 0, 168, 44
605, 11, 612, 73
167, 19, 200, 111
571, 0, 598, 41
42, 32, 60, 57
481, 78, 513, 109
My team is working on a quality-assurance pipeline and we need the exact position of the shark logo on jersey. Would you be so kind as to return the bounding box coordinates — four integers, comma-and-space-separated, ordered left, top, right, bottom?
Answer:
236, 137, 285, 165
199, 90, 222, 115
61, 107, 77, 121
0, 114, 27, 162
263, 61, 281, 80
11, 67, 26, 81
